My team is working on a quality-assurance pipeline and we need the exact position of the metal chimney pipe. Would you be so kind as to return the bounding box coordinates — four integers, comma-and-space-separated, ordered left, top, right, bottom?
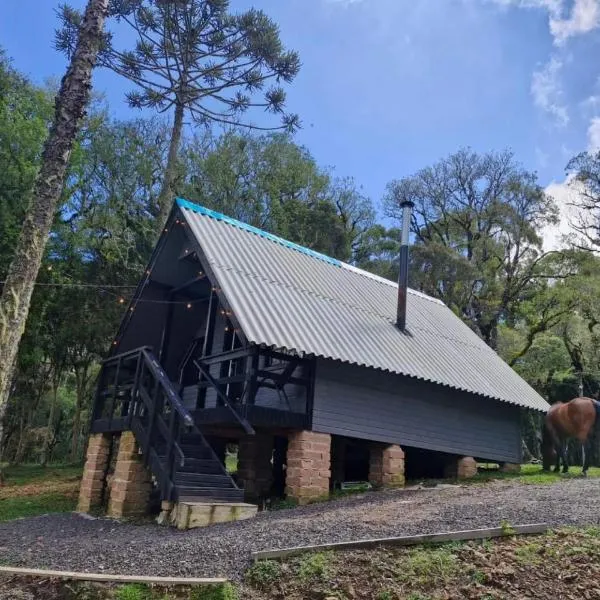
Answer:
396, 200, 414, 331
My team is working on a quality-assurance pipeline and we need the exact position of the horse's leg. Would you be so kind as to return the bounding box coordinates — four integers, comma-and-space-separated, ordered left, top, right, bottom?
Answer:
554, 440, 562, 473
561, 443, 569, 474
583, 436, 594, 476
582, 443, 588, 476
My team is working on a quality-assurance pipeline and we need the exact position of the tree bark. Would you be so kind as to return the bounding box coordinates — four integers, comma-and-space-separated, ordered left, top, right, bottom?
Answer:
156, 101, 184, 235
0, 0, 109, 450
41, 382, 60, 467
70, 362, 92, 463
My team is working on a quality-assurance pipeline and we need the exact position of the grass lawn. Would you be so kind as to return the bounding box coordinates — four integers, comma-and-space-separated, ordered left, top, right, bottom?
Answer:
0, 463, 82, 521
472, 462, 600, 485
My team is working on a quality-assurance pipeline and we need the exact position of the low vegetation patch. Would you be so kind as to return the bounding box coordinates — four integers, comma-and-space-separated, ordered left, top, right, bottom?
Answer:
472, 462, 600, 485
242, 527, 600, 599
0, 463, 81, 521
0, 578, 238, 600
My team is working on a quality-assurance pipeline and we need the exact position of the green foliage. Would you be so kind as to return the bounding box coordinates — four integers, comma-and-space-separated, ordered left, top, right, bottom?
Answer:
189, 583, 239, 600
297, 552, 331, 582
245, 560, 283, 589
0, 53, 53, 279
182, 131, 375, 261
396, 546, 459, 585
384, 148, 559, 350
376, 591, 394, 600
115, 584, 151, 600
514, 543, 543, 565
0, 492, 77, 522
500, 520, 516, 536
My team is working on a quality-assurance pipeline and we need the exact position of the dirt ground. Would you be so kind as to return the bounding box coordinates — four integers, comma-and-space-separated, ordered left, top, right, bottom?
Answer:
243, 528, 600, 599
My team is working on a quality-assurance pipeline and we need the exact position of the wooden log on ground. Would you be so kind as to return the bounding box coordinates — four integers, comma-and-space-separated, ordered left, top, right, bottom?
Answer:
0, 566, 226, 585
252, 523, 548, 561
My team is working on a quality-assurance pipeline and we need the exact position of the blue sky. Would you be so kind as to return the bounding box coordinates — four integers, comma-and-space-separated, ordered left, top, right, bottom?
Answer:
1, 0, 600, 232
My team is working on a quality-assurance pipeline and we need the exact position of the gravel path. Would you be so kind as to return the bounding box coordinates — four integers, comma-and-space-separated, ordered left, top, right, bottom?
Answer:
1, 479, 600, 580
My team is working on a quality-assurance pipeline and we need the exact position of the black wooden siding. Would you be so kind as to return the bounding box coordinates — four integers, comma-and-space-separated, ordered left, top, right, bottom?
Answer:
312, 360, 521, 463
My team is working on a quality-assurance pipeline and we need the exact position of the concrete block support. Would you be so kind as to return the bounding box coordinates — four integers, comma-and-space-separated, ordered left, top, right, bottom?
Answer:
238, 433, 274, 501
107, 432, 152, 518
77, 433, 111, 513
445, 456, 478, 479
286, 431, 331, 504
369, 443, 405, 488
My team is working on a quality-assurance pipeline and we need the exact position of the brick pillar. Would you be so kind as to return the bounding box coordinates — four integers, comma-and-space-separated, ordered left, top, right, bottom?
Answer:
369, 443, 405, 488
286, 431, 331, 504
77, 433, 111, 513
107, 432, 152, 518
445, 456, 478, 479
499, 462, 521, 474
238, 434, 274, 501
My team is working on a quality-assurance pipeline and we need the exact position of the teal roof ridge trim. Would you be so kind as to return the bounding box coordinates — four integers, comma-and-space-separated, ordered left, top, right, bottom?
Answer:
176, 198, 343, 267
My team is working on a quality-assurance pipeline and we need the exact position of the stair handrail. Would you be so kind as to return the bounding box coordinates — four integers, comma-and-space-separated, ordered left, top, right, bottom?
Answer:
193, 358, 255, 435
140, 348, 194, 427
97, 346, 242, 502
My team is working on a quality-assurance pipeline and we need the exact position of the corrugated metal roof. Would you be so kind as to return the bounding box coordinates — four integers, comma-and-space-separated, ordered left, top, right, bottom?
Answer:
177, 198, 549, 412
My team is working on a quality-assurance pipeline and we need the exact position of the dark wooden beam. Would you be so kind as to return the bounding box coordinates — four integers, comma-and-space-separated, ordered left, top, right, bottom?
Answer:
201, 347, 252, 366
198, 292, 218, 407
158, 302, 174, 365
306, 359, 316, 430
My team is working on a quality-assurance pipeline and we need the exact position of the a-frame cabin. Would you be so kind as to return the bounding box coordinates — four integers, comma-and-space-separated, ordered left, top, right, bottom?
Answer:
78, 198, 549, 527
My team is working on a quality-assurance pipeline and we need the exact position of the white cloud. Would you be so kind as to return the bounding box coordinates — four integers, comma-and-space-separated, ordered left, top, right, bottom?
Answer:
550, 0, 600, 44
587, 117, 600, 151
531, 57, 569, 125
543, 177, 584, 250
488, 0, 600, 44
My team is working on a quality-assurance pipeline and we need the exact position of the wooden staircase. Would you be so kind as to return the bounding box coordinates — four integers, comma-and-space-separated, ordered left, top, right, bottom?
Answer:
93, 347, 245, 505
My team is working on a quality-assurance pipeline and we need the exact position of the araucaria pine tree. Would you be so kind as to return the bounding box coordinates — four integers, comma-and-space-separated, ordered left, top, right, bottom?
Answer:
57, 0, 301, 235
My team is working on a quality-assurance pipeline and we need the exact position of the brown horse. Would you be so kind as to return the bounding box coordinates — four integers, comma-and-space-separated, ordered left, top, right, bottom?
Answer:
542, 397, 600, 474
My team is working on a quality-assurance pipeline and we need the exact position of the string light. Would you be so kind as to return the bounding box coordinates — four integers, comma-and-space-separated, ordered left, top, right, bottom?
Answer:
118, 297, 125, 304
186, 303, 192, 309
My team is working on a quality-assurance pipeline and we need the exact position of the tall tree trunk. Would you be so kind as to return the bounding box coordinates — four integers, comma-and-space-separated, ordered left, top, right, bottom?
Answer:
156, 102, 184, 235
41, 382, 60, 467
0, 0, 109, 451
70, 362, 91, 463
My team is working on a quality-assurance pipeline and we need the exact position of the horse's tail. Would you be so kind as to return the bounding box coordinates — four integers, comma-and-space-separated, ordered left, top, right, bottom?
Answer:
593, 399, 600, 430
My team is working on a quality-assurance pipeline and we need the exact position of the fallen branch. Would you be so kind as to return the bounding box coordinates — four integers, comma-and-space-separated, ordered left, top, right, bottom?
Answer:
252, 523, 548, 561
0, 566, 226, 585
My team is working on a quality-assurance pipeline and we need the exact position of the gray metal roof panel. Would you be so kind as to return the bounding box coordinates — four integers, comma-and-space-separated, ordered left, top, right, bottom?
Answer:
177, 199, 549, 412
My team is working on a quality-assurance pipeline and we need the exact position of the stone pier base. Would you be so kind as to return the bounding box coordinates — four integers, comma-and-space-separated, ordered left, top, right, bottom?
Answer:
77, 433, 111, 513
369, 443, 405, 488
107, 432, 152, 518
238, 433, 274, 501
445, 456, 478, 479
286, 431, 331, 504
